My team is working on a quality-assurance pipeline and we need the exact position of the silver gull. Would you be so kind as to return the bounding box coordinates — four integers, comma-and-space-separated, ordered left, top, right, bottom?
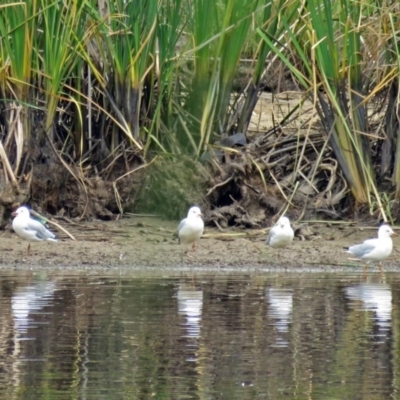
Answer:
346, 224, 396, 273
178, 206, 204, 258
266, 216, 294, 252
12, 206, 57, 255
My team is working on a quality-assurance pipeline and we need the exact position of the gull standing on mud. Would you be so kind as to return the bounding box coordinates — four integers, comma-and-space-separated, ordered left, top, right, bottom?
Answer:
346, 224, 396, 274
178, 206, 204, 259
266, 216, 294, 254
12, 206, 57, 256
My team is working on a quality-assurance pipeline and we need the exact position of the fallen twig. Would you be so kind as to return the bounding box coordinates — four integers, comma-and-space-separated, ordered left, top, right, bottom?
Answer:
206, 177, 233, 196
30, 210, 76, 241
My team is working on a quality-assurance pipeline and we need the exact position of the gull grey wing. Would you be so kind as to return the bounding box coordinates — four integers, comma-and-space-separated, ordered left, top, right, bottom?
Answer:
25, 219, 56, 240
178, 218, 187, 234
266, 228, 276, 245
177, 218, 188, 244
347, 242, 376, 258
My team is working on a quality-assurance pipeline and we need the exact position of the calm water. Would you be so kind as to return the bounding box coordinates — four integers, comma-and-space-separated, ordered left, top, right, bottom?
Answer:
0, 268, 399, 399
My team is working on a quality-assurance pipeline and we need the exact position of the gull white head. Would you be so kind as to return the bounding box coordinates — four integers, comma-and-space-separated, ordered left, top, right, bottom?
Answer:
187, 206, 203, 219
277, 216, 291, 227
12, 206, 30, 218
378, 224, 396, 238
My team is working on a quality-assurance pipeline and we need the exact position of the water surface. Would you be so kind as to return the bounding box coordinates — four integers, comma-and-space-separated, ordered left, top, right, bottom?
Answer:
0, 268, 399, 399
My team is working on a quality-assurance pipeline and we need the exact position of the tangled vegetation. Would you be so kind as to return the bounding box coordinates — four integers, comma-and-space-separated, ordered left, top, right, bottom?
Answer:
0, 0, 399, 224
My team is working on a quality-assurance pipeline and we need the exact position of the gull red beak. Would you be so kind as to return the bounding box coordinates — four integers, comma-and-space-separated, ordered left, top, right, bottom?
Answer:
11, 211, 17, 217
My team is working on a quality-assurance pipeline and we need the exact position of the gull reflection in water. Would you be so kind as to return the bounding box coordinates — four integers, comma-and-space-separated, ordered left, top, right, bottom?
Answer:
177, 284, 203, 339
345, 283, 392, 341
267, 288, 293, 347
12, 281, 56, 334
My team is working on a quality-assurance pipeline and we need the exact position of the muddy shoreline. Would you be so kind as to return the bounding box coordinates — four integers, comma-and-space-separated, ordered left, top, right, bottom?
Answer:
1, 216, 399, 273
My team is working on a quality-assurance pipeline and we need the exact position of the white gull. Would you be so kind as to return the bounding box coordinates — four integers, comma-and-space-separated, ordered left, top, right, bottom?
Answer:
266, 216, 294, 250
346, 224, 396, 273
178, 206, 204, 258
12, 206, 57, 255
